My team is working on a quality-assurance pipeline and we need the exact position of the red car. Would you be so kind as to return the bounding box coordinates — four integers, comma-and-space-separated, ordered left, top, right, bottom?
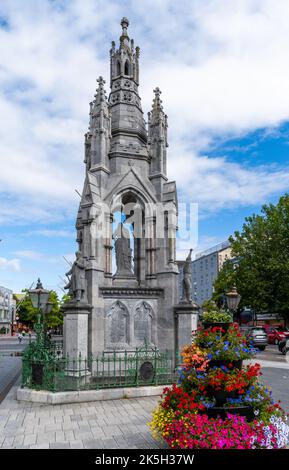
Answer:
262, 325, 289, 345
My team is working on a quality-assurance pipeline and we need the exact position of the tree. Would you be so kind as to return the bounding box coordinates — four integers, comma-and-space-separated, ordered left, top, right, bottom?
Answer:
17, 290, 38, 327
213, 194, 289, 323
46, 291, 62, 329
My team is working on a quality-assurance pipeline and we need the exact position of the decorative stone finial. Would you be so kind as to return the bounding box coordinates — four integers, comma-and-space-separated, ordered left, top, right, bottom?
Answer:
97, 76, 105, 87
94, 76, 106, 101
153, 87, 161, 98
90, 76, 107, 113
120, 17, 130, 49
121, 17, 129, 33
152, 87, 163, 112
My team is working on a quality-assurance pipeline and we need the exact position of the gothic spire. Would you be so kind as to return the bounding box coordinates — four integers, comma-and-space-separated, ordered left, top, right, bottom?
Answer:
85, 76, 110, 172
108, 18, 147, 155
120, 17, 130, 49
109, 17, 140, 86
88, 76, 108, 132
94, 76, 107, 106
148, 87, 168, 187
149, 87, 168, 130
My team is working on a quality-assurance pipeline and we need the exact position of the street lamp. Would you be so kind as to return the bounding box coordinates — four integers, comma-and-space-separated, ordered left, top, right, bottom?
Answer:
28, 278, 53, 338
29, 278, 50, 311
226, 285, 241, 321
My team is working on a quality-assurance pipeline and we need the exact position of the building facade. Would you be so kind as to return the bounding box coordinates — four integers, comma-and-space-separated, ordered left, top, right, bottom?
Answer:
0, 286, 14, 334
178, 241, 232, 306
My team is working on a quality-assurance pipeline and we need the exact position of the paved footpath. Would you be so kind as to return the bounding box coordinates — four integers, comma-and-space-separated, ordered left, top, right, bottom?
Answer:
0, 385, 163, 449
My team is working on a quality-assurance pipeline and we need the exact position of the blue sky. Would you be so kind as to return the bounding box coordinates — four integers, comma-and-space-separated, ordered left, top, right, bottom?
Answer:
1, 0, 289, 294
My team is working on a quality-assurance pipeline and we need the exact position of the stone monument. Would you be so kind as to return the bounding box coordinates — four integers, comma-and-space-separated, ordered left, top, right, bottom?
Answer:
63, 18, 179, 359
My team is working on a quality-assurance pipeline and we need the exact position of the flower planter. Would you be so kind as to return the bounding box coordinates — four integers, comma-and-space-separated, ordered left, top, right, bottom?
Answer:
203, 405, 255, 422
209, 359, 243, 370
213, 390, 239, 405
206, 386, 240, 403
203, 322, 232, 332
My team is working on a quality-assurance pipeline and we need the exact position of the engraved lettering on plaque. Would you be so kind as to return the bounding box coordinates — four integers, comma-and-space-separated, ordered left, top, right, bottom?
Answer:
134, 302, 153, 344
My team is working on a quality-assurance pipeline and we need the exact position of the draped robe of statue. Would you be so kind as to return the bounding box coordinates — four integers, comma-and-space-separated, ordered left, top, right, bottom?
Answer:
114, 223, 133, 276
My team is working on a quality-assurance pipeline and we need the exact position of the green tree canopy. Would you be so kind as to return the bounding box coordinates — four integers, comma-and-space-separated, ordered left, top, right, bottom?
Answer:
213, 194, 289, 321
17, 290, 38, 326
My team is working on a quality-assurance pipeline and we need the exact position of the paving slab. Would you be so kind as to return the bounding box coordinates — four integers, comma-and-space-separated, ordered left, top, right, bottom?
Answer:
0, 385, 161, 449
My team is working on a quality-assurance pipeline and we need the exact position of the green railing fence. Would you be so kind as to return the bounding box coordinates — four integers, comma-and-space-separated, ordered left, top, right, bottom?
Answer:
22, 343, 179, 393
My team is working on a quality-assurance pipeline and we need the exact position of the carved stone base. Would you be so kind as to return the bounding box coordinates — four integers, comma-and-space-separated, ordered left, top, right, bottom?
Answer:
112, 272, 139, 288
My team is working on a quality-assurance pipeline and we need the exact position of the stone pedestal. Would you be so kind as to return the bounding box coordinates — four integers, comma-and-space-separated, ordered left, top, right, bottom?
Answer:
62, 301, 92, 387
62, 301, 92, 359
174, 302, 200, 352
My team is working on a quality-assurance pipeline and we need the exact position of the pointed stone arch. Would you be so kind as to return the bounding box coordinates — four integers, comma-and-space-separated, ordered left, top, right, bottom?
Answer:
105, 300, 130, 348
110, 188, 151, 282
133, 301, 156, 345
108, 183, 156, 219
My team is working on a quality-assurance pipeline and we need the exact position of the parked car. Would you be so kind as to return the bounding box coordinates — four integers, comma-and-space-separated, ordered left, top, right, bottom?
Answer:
278, 338, 289, 355
261, 325, 289, 345
240, 326, 250, 336
245, 327, 268, 351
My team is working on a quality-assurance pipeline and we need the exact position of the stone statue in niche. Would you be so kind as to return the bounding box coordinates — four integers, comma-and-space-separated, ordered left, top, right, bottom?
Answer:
134, 302, 153, 344
183, 248, 193, 303
113, 222, 133, 276
65, 251, 87, 302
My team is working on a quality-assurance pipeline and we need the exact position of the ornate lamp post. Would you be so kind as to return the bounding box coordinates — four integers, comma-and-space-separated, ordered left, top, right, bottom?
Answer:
28, 278, 53, 340
26, 279, 53, 386
226, 285, 241, 322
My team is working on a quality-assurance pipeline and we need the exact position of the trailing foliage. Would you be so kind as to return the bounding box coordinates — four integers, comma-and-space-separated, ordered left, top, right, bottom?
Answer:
202, 310, 232, 324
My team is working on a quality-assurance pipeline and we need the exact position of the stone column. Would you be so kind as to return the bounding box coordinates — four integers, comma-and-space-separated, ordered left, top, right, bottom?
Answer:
174, 302, 200, 353
145, 216, 156, 279
62, 301, 92, 360
167, 212, 177, 267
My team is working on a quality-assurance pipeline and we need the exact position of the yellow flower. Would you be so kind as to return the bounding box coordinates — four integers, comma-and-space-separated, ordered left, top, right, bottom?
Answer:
148, 405, 175, 441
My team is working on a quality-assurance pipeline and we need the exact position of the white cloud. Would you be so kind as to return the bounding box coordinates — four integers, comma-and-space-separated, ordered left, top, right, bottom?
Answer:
13, 250, 61, 263
26, 229, 74, 238
0, 256, 21, 272
170, 145, 289, 210
1, 0, 289, 223
13, 250, 44, 260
